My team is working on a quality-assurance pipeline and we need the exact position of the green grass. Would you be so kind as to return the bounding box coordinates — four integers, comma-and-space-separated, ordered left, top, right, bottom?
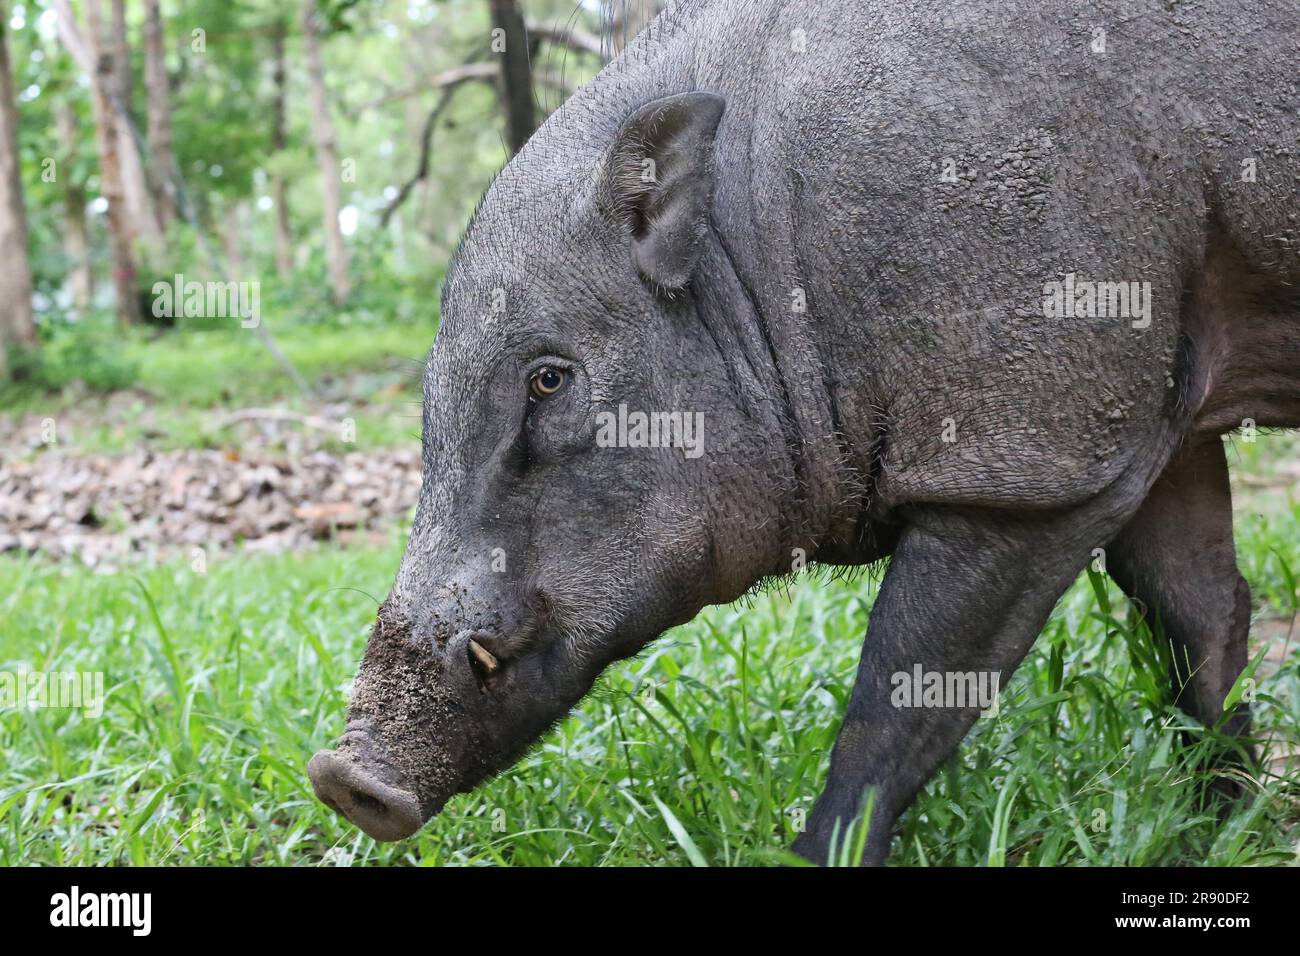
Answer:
3, 319, 431, 408
1, 492, 1297, 866
0, 320, 430, 455
117, 321, 429, 408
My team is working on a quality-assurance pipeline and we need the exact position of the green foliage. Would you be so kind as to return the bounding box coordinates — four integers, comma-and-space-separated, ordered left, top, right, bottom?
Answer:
1, 500, 1296, 866
165, 0, 279, 202
8, 0, 605, 358
2, 322, 140, 396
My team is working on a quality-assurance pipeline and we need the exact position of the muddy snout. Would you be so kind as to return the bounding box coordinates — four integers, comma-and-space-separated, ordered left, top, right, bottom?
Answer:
308, 722, 428, 842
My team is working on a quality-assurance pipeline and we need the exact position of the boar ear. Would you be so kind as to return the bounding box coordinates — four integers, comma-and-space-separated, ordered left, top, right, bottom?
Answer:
603, 91, 726, 291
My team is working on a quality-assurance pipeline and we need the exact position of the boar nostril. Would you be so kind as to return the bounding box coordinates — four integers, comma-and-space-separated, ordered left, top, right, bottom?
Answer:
308, 748, 425, 842
348, 787, 389, 818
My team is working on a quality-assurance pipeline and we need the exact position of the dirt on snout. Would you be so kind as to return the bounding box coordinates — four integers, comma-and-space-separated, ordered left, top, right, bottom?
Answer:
348, 610, 463, 812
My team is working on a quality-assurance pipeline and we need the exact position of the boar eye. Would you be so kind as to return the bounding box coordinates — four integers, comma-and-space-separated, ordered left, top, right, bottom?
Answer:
529, 366, 568, 399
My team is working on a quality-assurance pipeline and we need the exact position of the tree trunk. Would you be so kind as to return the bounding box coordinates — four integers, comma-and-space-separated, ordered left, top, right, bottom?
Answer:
301, 0, 350, 304
58, 102, 93, 311
54, 0, 161, 261
107, 0, 162, 254
270, 18, 293, 275
83, 0, 141, 325
0, 8, 37, 374
110, 0, 131, 117
142, 0, 176, 229
489, 0, 535, 155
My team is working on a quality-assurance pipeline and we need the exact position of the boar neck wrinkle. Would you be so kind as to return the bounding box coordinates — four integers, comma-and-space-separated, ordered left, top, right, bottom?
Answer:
708, 224, 807, 555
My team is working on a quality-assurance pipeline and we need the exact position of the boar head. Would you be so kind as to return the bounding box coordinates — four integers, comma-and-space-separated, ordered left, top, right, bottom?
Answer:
309, 92, 802, 841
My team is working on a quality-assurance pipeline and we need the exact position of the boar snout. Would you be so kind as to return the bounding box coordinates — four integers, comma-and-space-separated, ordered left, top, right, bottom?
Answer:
308, 722, 430, 842
309, 606, 484, 842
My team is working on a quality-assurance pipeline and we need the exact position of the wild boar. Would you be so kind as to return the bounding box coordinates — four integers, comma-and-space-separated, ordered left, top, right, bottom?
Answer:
310, 0, 1299, 863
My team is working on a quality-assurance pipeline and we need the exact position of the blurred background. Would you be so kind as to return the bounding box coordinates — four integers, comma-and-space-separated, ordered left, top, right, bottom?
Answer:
0, 0, 662, 563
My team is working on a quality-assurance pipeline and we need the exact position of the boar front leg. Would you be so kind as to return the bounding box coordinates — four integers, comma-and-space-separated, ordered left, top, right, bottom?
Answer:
793, 496, 1142, 865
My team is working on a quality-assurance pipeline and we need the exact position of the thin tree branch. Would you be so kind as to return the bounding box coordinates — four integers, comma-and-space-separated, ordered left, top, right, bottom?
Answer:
378, 64, 500, 228
351, 60, 497, 115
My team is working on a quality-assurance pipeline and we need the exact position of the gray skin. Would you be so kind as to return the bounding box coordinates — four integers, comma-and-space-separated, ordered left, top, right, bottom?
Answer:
309, 0, 1300, 863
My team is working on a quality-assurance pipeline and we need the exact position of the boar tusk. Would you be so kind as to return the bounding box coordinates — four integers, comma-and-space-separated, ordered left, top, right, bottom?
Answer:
468, 639, 499, 675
